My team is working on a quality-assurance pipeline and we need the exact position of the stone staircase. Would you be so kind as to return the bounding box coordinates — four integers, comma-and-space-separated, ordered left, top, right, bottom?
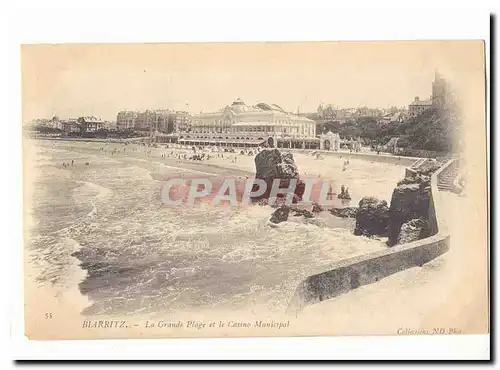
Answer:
437, 159, 463, 194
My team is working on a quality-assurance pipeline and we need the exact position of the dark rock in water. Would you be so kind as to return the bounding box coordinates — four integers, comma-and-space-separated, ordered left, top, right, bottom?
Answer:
397, 218, 430, 244
256, 199, 269, 206
329, 207, 358, 218
255, 149, 299, 179
292, 208, 314, 218
312, 202, 323, 213
387, 182, 431, 246
251, 149, 305, 204
269, 205, 291, 224
354, 197, 390, 237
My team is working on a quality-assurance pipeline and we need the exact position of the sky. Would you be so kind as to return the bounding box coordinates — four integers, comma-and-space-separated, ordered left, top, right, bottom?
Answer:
21, 41, 485, 121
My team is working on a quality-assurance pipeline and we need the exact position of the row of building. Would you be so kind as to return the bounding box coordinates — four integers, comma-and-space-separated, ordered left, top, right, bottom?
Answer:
315, 71, 449, 124
116, 110, 191, 132
316, 105, 404, 121
152, 73, 449, 149
28, 116, 115, 133
28, 109, 193, 135
28, 72, 449, 150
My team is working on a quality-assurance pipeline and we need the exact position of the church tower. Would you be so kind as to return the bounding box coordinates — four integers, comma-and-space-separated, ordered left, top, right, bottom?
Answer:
432, 69, 447, 107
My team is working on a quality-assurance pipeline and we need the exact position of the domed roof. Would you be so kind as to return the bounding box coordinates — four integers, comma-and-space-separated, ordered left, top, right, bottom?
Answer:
255, 103, 272, 111
270, 104, 285, 113
231, 98, 246, 106
255, 102, 286, 113
231, 98, 247, 113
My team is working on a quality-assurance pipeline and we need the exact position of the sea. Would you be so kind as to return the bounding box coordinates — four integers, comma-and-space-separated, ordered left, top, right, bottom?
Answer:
25, 139, 408, 317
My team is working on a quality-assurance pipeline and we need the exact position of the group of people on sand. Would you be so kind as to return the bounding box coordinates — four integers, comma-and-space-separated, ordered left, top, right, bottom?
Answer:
61, 159, 89, 168
151, 144, 262, 164
338, 185, 351, 200
324, 184, 351, 201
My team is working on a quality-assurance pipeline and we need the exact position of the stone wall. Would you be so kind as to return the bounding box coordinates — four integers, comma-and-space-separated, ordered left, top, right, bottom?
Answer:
287, 159, 455, 313
399, 148, 450, 159
290, 148, 419, 166
288, 236, 449, 312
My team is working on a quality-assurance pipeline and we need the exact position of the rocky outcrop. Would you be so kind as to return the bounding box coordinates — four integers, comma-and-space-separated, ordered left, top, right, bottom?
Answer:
350, 162, 438, 245
312, 202, 323, 213
416, 159, 443, 176
269, 205, 291, 224
251, 149, 306, 204
397, 173, 431, 186
269, 205, 317, 224
353, 197, 390, 237
397, 218, 430, 244
329, 207, 358, 218
387, 180, 431, 246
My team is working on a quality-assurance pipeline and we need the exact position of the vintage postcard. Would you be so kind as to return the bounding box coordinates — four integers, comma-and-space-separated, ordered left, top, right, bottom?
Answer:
22, 41, 489, 340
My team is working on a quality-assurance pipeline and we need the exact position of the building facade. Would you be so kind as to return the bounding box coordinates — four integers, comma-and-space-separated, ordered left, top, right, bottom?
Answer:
62, 118, 80, 134
77, 116, 105, 132
116, 111, 138, 131
317, 104, 337, 120
408, 71, 449, 117
117, 109, 175, 132
104, 120, 116, 131
408, 96, 433, 117
161, 99, 319, 148
319, 131, 341, 151
134, 111, 149, 131
173, 111, 191, 133
145, 110, 171, 133
355, 107, 383, 118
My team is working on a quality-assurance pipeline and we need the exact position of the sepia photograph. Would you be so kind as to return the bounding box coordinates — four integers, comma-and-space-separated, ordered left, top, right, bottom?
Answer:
20, 39, 489, 343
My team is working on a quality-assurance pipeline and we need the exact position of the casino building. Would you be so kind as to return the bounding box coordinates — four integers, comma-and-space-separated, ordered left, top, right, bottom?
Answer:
155, 99, 320, 149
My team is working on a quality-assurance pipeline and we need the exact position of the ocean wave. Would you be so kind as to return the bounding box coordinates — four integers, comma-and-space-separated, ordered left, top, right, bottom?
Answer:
29, 141, 402, 317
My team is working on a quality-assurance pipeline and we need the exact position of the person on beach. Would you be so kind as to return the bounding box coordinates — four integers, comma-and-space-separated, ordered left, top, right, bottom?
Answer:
327, 184, 335, 200
71, 160, 74, 166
